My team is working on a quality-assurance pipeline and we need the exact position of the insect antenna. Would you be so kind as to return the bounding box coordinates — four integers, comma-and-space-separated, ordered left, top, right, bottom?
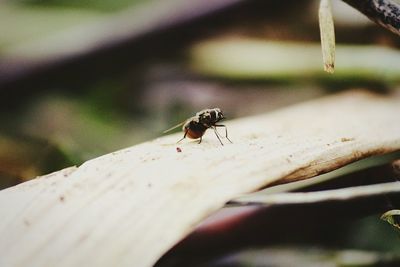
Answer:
163, 122, 184, 134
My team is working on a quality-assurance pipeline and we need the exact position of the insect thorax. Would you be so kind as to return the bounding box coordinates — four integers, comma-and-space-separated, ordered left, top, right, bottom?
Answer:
197, 108, 223, 127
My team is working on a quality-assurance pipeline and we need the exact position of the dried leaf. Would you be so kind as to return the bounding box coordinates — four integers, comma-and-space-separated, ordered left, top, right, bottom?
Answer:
244, 152, 400, 196
1, 90, 400, 267
319, 0, 336, 73
232, 182, 400, 206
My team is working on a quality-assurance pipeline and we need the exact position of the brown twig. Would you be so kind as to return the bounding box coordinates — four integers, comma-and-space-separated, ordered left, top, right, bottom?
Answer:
342, 0, 400, 36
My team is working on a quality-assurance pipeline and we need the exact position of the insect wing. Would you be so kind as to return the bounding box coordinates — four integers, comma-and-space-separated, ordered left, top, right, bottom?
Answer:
163, 121, 185, 133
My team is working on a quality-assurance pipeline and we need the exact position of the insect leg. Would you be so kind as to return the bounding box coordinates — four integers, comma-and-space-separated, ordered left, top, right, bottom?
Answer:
215, 124, 233, 143
212, 127, 224, 146
177, 130, 188, 143
213, 127, 223, 138
198, 136, 202, 144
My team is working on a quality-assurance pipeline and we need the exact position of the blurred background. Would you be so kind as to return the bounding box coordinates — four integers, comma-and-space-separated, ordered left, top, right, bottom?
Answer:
1, 0, 400, 265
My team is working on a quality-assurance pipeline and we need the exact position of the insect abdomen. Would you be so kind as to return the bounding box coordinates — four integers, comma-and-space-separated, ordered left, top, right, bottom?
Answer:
184, 121, 207, 139
186, 129, 205, 139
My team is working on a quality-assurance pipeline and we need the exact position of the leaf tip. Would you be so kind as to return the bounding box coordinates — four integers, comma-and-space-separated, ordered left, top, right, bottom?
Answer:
324, 63, 335, 74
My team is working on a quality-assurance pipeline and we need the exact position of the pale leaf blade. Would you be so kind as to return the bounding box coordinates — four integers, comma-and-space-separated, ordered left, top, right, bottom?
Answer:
319, 0, 336, 73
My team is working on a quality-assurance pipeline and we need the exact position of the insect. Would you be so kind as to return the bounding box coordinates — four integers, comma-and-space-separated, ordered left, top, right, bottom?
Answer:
164, 108, 232, 145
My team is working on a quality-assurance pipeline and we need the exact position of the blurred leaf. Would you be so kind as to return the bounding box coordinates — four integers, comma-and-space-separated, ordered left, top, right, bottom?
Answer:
15, 0, 146, 12
0, 4, 103, 50
204, 247, 400, 267
1, 0, 244, 60
191, 38, 400, 83
319, 0, 335, 73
